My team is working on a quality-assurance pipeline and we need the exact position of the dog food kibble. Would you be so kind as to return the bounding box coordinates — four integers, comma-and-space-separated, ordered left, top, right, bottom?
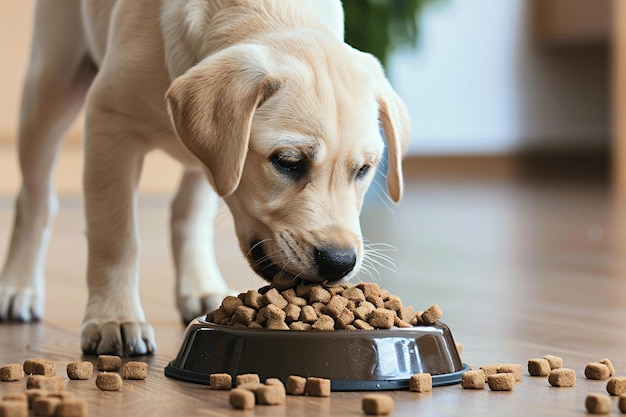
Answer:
479, 364, 501, 380
498, 363, 523, 382
286, 375, 307, 395
585, 393, 611, 415
207, 282, 441, 330
362, 394, 394, 416
27, 376, 63, 393
54, 400, 87, 417
599, 358, 615, 377
229, 388, 255, 410
543, 355, 563, 370
305, 377, 331, 397
619, 395, 626, 413
32, 397, 59, 417
0, 364, 24, 381
0, 402, 27, 417
25, 390, 47, 409
95, 372, 122, 391
461, 370, 485, 389
24, 360, 55, 377
256, 384, 286, 405
209, 373, 232, 390
66, 362, 93, 380
409, 373, 432, 393
122, 361, 148, 380
585, 362, 611, 380
96, 355, 121, 372
548, 368, 576, 387
236, 374, 260, 386
607, 377, 626, 396
487, 373, 515, 391
527, 358, 551, 377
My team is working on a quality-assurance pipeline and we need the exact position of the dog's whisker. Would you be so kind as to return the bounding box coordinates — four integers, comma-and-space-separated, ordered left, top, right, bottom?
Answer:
246, 239, 273, 257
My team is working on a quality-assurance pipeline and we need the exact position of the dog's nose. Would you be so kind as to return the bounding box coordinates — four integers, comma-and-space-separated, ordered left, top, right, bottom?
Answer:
315, 247, 356, 280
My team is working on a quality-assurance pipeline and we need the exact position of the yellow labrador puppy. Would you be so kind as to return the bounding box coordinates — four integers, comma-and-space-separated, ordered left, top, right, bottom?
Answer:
0, 0, 410, 355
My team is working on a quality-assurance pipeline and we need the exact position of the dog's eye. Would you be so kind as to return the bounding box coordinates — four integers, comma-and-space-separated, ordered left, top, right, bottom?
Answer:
356, 164, 371, 180
271, 153, 306, 179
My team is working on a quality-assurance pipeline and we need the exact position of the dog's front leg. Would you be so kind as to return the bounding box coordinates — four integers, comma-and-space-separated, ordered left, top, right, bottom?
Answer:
80, 119, 155, 356
171, 170, 233, 324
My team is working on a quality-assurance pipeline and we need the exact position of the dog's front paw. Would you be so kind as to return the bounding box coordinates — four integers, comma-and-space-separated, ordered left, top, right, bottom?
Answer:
178, 291, 236, 325
81, 320, 156, 356
0, 283, 43, 322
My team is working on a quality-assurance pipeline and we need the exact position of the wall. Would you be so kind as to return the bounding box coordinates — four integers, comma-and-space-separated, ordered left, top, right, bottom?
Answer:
389, 0, 610, 155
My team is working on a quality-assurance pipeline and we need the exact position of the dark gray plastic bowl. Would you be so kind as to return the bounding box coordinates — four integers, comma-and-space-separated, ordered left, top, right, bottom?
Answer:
164, 317, 469, 390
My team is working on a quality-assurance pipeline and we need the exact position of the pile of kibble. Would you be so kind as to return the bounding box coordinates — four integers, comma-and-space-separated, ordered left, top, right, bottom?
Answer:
206, 282, 442, 330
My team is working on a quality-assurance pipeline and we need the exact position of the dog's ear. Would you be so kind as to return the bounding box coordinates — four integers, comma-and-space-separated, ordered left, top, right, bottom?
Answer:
166, 46, 280, 197
377, 82, 411, 203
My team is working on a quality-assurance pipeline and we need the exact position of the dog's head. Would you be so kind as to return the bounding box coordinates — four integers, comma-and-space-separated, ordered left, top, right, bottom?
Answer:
166, 38, 410, 288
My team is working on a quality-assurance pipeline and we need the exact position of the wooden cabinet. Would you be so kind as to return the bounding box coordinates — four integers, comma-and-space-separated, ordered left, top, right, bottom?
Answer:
533, 0, 611, 45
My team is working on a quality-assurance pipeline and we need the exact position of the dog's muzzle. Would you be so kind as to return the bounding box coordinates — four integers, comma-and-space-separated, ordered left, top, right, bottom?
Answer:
249, 241, 356, 285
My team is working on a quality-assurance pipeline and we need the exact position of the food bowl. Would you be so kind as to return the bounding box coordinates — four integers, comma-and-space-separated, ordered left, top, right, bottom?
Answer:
164, 317, 469, 390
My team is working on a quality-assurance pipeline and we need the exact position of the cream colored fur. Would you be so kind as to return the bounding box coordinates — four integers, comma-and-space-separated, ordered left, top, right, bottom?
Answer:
0, 0, 410, 355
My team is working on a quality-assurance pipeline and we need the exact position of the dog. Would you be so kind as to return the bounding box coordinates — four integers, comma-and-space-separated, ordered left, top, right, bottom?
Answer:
0, 0, 410, 355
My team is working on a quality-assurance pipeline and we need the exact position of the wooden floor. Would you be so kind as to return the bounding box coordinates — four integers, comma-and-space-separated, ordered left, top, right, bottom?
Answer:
1, 170, 625, 416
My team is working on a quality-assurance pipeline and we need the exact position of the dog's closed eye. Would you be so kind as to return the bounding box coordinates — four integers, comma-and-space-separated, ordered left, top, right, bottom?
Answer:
270, 151, 309, 180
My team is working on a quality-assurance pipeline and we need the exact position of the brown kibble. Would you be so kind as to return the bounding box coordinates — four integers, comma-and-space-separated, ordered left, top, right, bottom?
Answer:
308, 286, 332, 304
25, 390, 47, 409
357, 283, 381, 299
295, 284, 313, 298
47, 393, 73, 401
209, 373, 232, 390
256, 384, 286, 405
264, 378, 283, 386
409, 373, 432, 393
383, 296, 402, 312
421, 304, 443, 325
286, 375, 306, 395
122, 361, 148, 380
342, 287, 365, 303
2, 393, 26, 403
353, 319, 374, 330
305, 377, 331, 397
334, 308, 355, 329
367, 296, 385, 308
283, 303, 301, 322
281, 289, 307, 307
22, 359, 55, 377
96, 355, 121, 372
312, 315, 335, 331
27, 376, 63, 393
263, 288, 288, 309
66, 362, 93, 380
23, 359, 43, 375
498, 363, 522, 382
0, 364, 25, 381
599, 358, 615, 377
461, 370, 485, 389
548, 368, 576, 387
229, 388, 255, 410
585, 393, 611, 415
393, 316, 412, 328
456, 343, 464, 355
311, 302, 326, 317
323, 295, 350, 319
354, 302, 375, 321
32, 397, 59, 417
543, 355, 563, 370
0, 401, 27, 417
244, 290, 264, 309
299, 305, 318, 323
264, 304, 286, 321
398, 306, 416, 323
289, 321, 312, 330
527, 358, 550, 377
95, 372, 122, 391
368, 308, 394, 329
248, 321, 263, 329
362, 394, 394, 415
221, 295, 243, 314
236, 374, 260, 386
619, 395, 626, 413
233, 305, 256, 325
487, 373, 515, 391
585, 362, 611, 380
607, 377, 626, 396
266, 318, 289, 330
479, 364, 501, 380
55, 399, 87, 417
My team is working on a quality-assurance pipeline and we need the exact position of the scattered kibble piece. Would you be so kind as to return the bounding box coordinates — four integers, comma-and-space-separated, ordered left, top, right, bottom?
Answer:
96, 355, 121, 372
585, 362, 611, 380
256, 384, 285, 405
229, 388, 255, 410
236, 374, 260, 386
487, 373, 515, 391
286, 375, 306, 395
264, 378, 283, 387
619, 395, 626, 413
461, 370, 485, 390
362, 394, 394, 416
585, 393, 611, 415
26, 376, 63, 393
0, 401, 27, 417
122, 361, 148, 380
32, 397, 60, 417
305, 377, 331, 397
543, 355, 563, 370
209, 373, 232, 390
527, 358, 550, 377
548, 368, 576, 387
421, 304, 443, 325
25, 390, 48, 409
66, 362, 93, 380
498, 364, 522, 382
0, 364, 25, 382
27, 360, 55, 377
55, 399, 87, 417
479, 364, 501, 381
598, 358, 615, 377
455, 343, 464, 356
95, 372, 122, 391
607, 377, 626, 396
409, 373, 432, 393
